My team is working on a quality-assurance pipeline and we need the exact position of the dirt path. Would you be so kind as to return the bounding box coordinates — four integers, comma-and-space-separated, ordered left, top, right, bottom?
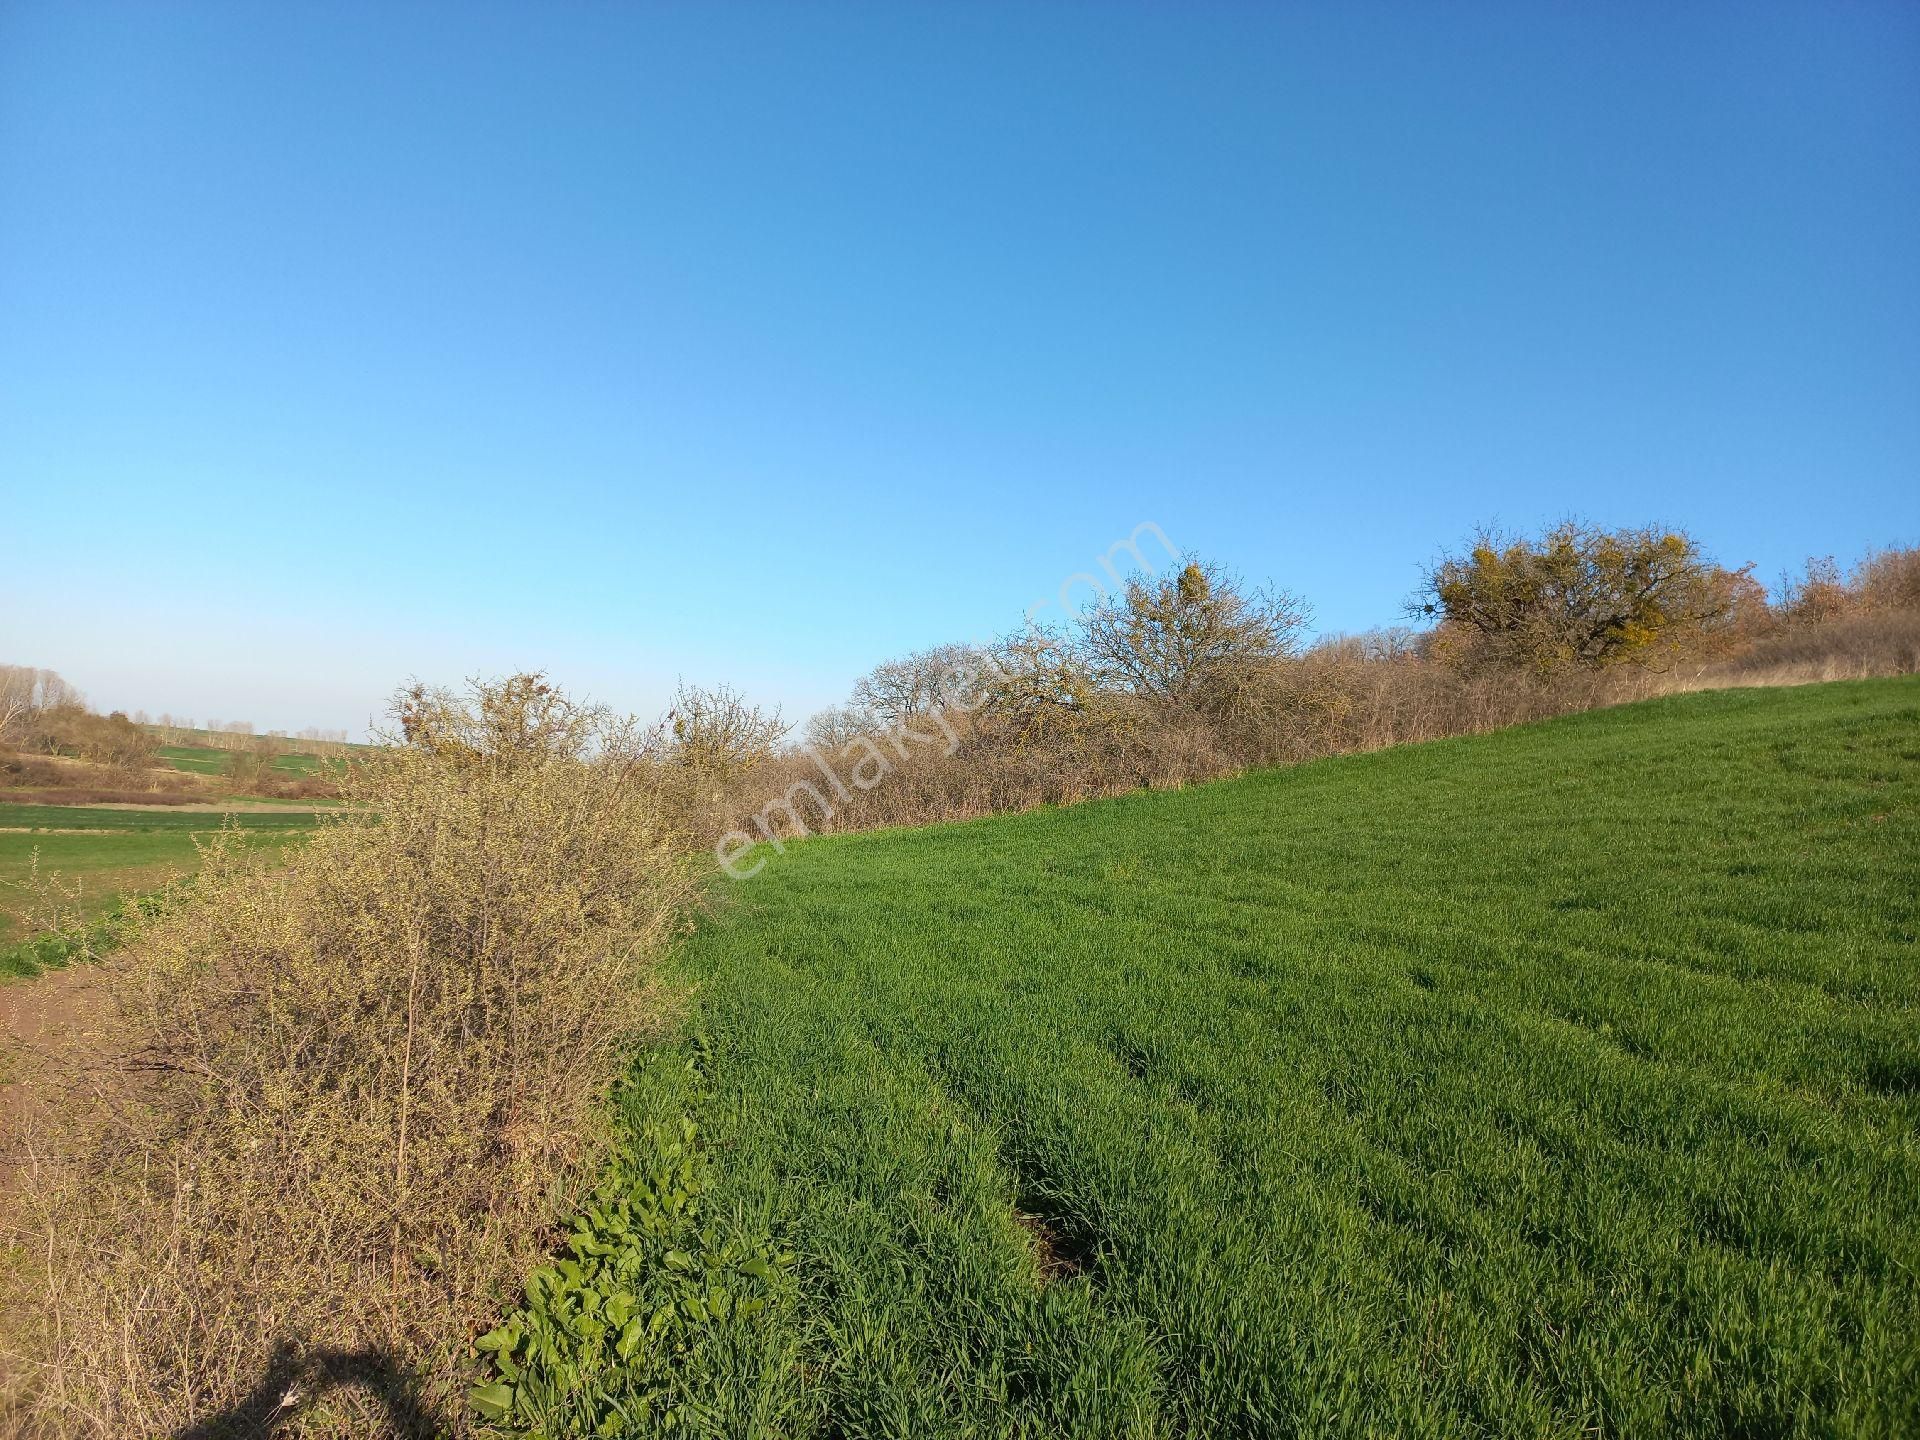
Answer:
0, 967, 111, 1202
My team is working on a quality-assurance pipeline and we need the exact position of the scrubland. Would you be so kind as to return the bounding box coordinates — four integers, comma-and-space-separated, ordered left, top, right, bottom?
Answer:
1, 528, 1917, 1437
2, 680, 694, 1436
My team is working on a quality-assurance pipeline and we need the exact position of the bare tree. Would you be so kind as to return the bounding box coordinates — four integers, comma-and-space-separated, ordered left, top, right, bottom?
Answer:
0, 667, 31, 743
1077, 560, 1310, 708
35, 669, 80, 711
803, 704, 878, 751
0, 690, 27, 745
848, 643, 990, 727
1, 665, 81, 744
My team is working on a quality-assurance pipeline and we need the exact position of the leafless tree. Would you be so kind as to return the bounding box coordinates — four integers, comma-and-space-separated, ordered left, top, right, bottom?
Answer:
0, 668, 31, 742
1077, 560, 1310, 708
802, 704, 878, 751
1, 665, 81, 743
849, 643, 990, 726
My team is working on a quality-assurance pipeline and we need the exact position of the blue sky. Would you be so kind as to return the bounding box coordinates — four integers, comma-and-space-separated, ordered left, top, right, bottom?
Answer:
3, 2, 1916, 738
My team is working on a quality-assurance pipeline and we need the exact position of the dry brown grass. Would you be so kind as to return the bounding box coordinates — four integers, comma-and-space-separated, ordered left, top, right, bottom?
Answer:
0, 677, 695, 1437
1662, 609, 1920, 691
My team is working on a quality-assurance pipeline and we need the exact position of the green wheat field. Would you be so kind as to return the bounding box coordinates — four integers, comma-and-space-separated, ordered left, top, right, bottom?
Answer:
509, 679, 1919, 1436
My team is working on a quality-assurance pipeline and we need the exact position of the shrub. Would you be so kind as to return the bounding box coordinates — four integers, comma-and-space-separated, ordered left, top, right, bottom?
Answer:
15, 702, 159, 773
1418, 522, 1736, 671
1776, 546, 1920, 628
1079, 560, 1310, 709
2, 675, 695, 1437
223, 734, 281, 793
663, 682, 784, 782
693, 542, 1920, 864
1680, 608, 1920, 688
1854, 545, 1920, 613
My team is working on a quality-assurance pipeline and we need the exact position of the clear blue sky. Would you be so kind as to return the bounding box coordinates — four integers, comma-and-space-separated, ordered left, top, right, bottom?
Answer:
3, 2, 1916, 737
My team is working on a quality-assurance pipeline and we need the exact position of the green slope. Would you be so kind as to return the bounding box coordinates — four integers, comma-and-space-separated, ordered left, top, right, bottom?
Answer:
506, 679, 1920, 1438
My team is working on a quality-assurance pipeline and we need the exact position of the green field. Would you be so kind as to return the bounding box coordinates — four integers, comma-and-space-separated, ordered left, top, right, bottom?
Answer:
158, 742, 335, 778
0, 804, 324, 832
498, 679, 1920, 1436
0, 804, 318, 959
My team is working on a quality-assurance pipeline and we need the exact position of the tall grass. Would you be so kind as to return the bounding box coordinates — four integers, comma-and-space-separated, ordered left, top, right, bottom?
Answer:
1, 678, 695, 1437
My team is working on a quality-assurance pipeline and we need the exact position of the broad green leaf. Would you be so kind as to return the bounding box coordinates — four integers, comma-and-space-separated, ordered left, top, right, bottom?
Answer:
468, 1382, 515, 1421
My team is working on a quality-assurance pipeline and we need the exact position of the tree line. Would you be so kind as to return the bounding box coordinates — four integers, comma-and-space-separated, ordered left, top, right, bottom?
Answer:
642, 523, 1919, 866
0, 667, 349, 798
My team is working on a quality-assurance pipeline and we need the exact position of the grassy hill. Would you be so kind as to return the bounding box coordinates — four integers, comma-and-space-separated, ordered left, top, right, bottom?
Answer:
505, 679, 1919, 1437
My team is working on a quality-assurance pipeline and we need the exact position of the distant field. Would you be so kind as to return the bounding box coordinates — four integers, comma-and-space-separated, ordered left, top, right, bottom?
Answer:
558, 679, 1920, 1437
0, 804, 323, 832
158, 743, 336, 778
0, 804, 319, 953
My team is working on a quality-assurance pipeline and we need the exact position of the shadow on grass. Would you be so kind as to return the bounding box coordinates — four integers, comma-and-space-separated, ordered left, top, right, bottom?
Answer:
172, 1342, 444, 1439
